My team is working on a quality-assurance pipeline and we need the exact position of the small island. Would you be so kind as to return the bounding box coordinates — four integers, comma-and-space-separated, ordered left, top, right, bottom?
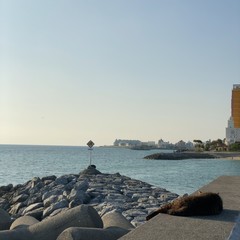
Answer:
144, 151, 240, 160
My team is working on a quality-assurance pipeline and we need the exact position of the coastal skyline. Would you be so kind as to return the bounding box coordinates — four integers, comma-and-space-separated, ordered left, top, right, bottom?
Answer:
1, 1, 240, 146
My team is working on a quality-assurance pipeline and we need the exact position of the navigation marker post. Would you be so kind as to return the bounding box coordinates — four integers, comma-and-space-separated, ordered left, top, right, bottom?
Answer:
87, 140, 95, 166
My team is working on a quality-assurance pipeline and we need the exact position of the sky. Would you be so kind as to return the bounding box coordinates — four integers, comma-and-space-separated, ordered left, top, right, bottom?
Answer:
0, 0, 240, 146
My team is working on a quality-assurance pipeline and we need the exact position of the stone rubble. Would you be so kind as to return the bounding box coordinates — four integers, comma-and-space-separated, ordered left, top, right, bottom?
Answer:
0, 166, 179, 228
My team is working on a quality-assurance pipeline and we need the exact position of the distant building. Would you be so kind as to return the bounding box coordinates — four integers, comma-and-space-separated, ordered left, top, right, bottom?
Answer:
175, 140, 194, 150
158, 139, 172, 149
113, 139, 142, 147
226, 84, 240, 144
175, 140, 186, 150
142, 141, 156, 147
185, 141, 194, 150
113, 139, 157, 148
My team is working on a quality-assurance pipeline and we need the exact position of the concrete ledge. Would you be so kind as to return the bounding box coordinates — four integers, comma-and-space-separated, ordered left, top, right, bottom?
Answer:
119, 176, 240, 240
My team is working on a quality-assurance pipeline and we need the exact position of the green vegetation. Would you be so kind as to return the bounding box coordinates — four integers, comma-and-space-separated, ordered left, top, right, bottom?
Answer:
228, 142, 240, 151
193, 139, 204, 152
194, 139, 227, 152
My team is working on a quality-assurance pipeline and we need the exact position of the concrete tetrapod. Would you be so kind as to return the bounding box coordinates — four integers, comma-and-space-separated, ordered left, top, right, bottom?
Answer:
0, 208, 12, 230
10, 216, 39, 230
102, 210, 135, 230
57, 210, 135, 240
0, 205, 103, 240
56, 227, 130, 240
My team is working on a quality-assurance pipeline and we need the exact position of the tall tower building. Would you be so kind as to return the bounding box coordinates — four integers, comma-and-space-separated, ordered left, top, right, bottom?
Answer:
231, 85, 240, 128
226, 84, 240, 144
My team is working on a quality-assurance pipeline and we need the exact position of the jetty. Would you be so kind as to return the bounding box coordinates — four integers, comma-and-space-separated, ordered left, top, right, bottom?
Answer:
0, 166, 240, 239
120, 176, 240, 240
144, 151, 240, 160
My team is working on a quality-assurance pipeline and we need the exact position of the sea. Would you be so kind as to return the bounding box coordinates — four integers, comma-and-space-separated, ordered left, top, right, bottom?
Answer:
0, 144, 240, 196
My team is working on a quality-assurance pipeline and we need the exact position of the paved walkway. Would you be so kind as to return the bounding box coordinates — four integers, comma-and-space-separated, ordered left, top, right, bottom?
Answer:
120, 176, 240, 240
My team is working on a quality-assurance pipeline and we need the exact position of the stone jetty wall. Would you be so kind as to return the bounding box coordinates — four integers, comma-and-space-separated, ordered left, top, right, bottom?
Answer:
144, 151, 240, 160
0, 166, 179, 239
144, 152, 217, 160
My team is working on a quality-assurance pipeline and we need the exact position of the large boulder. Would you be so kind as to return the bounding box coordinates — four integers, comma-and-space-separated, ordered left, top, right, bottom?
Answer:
0, 208, 12, 230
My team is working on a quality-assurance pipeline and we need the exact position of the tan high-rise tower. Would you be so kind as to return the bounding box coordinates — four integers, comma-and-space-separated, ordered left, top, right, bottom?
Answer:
231, 84, 240, 128
226, 84, 240, 144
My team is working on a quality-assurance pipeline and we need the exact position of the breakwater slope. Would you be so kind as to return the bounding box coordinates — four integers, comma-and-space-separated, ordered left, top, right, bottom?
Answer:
144, 152, 216, 160
0, 166, 178, 228
144, 151, 240, 160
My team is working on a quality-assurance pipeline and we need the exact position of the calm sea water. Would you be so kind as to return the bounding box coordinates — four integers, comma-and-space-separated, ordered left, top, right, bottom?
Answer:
0, 144, 240, 195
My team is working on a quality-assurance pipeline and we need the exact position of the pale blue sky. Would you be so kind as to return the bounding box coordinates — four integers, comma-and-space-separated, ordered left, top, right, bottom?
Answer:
0, 0, 240, 146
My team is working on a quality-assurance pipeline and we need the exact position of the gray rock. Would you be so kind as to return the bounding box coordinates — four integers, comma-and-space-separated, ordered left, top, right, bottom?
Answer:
65, 179, 77, 191
34, 182, 45, 190
27, 194, 42, 205
49, 207, 68, 217
22, 202, 44, 215
74, 179, 89, 192
130, 215, 146, 227
55, 176, 69, 185
0, 198, 10, 210
31, 177, 41, 188
122, 209, 147, 218
29, 187, 40, 195
14, 186, 30, 197
0, 208, 12, 230
12, 193, 29, 204
42, 199, 69, 218
25, 208, 44, 220
0, 184, 13, 193
41, 175, 57, 182
9, 202, 26, 215
89, 194, 103, 204
68, 189, 91, 204
43, 195, 64, 208
42, 188, 64, 201
44, 180, 54, 185
137, 197, 149, 203
0, 170, 179, 228
69, 199, 83, 208
79, 165, 102, 175
12, 184, 23, 191
44, 181, 57, 189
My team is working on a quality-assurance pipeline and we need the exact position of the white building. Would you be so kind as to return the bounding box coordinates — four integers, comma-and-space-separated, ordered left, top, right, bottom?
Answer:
141, 141, 156, 147
185, 141, 194, 150
226, 117, 240, 144
158, 139, 172, 149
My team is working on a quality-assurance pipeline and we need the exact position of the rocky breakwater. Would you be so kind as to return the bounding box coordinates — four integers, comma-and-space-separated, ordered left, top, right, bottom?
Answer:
144, 151, 217, 160
0, 165, 179, 239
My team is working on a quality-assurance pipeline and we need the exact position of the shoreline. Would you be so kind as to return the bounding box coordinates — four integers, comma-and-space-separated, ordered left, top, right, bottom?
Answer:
211, 152, 240, 160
